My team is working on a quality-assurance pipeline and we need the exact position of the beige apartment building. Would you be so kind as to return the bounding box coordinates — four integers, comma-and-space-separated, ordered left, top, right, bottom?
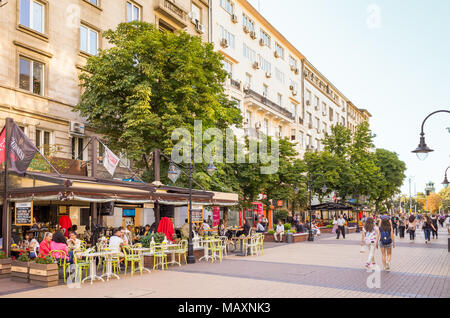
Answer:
0, 0, 209, 177
0, 0, 371, 172
211, 0, 304, 152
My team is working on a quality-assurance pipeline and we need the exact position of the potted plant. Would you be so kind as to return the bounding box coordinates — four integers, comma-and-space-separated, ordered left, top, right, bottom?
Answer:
11, 250, 31, 283
29, 254, 59, 287
0, 250, 12, 279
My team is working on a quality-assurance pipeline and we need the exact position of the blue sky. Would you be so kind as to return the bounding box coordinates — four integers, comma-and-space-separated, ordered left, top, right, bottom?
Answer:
249, 0, 450, 196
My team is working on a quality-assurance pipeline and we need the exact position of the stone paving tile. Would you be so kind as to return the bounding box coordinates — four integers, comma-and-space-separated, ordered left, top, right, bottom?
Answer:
1, 230, 448, 298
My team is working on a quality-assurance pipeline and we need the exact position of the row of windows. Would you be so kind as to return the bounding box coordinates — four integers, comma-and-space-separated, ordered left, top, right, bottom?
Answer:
219, 2, 300, 72
19, 0, 140, 36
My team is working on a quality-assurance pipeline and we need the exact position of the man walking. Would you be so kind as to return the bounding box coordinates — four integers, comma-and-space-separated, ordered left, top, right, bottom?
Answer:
335, 215, 347, 239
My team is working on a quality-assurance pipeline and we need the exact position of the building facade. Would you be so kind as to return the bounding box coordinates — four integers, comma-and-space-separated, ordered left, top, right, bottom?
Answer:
0, 0, 371, 168
211, 0, 304, 150
0, 0, 210, 177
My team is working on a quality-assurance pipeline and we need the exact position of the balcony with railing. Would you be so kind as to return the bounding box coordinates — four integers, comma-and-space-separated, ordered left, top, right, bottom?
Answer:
155, 0, 188, 28
244, 88, 294, 121
230, 79, 241, 90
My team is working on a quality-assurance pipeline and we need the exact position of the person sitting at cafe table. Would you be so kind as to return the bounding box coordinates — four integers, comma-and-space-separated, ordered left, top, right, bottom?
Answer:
25, 232, 39, 259
109, 228, 126, 252
201, 219, 211, 236
256, 221, 265, 233
39, 232, 53, 257
140, 224, 151, 237
295, 221, 306, 233
180, 219, 190, 240
274, 220, 285, 243
67, 232, 81, 251
51, 231, 71, 263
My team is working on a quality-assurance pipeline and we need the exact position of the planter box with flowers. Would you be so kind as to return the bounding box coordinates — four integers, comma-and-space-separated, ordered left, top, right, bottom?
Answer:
0, 251, 12, 279
29, 254, 59, 287
11, 251, 31, 283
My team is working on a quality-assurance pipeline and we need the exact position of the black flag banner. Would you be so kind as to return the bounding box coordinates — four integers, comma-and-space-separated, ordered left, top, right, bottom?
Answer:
7, 121, 38, 174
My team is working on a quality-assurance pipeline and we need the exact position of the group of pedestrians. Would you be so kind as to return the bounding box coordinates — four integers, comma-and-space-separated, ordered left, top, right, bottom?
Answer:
360, 212, 450, 271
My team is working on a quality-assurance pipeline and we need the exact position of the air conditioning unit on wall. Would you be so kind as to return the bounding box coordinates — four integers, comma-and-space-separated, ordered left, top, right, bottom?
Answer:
70, 121, 85, 135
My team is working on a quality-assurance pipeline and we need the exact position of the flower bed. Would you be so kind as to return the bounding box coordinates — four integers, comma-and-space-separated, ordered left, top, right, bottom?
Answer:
29, 255, 59, 287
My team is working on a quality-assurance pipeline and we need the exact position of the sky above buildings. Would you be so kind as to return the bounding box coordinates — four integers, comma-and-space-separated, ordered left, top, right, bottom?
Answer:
249, 0, 450, 196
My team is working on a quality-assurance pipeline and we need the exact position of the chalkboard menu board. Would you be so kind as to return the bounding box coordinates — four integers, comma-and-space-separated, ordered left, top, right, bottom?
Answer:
189, 205, 204, 223
15, 202, 33, 226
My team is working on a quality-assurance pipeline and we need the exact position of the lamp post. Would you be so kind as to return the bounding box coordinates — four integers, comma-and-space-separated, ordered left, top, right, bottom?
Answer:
442, 166, 450, 189
167, 144, 217, 264
412, 110, 450, 160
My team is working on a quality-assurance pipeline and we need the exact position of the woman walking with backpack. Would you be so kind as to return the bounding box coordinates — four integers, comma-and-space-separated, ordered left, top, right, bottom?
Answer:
361, 217, 379, 269
398, 214, 406, 239
377, 217, 395, 271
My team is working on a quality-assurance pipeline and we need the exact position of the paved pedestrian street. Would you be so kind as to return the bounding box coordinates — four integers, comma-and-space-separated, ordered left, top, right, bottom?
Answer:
2, 230, 449, 298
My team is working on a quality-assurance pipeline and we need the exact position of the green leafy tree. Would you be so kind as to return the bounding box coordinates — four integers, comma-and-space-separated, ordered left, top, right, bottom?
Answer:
439, 187, 450, 213
371, 149, 406, 210
76, 22, 242, 175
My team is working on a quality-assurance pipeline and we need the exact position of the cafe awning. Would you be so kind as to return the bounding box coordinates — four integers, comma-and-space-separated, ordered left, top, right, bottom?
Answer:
310, 202, 354, 211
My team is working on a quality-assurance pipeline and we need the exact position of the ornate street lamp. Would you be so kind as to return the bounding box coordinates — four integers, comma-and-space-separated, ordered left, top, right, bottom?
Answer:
442, 166, 450, 188
165, 145, 217, 264
412, 110, 450, 160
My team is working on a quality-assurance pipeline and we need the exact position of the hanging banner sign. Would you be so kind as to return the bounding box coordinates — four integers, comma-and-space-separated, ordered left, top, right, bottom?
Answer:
15, 201, 33, 226
103, 145, 120, 176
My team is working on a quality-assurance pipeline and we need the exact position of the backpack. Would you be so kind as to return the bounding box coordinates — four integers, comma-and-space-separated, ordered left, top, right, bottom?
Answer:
364, 230, 377, 244
380, 229, 392, 245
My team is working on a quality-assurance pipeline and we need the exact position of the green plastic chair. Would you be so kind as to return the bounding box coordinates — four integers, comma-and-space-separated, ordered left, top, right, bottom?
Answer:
49, 250, 69, 283
174, 240, 188, 265
209, 239, 223, 263
152, 243, 168, 270
122, 246, 142, 276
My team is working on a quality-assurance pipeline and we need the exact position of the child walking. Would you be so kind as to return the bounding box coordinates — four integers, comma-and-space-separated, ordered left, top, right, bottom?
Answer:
361, 217, 379, 269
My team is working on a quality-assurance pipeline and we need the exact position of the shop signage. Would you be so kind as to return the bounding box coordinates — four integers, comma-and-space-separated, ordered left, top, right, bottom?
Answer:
103, 145, 120, 176
277, 200, 283, 207
15, 201, 33, 226
189, 204, 203, 223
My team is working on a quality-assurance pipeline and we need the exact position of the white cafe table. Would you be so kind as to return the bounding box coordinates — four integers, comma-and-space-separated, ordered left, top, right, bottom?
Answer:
142, 244, 183, 268
77, 251, 122, 284
199, 239, 216, 262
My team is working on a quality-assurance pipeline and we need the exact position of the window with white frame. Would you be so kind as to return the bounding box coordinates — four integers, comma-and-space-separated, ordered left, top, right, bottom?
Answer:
263, 118, 269, 136
71, 137, 86, 161
263, 84, 268, 97
220, 26, 235, 49
322, 102, 327, 113
275, 68, 285, 84
242, 14, 254, 32
278, 126, 283, 138
314, 96, 319, 107
19, 56, 44, 95
299, 131, 304, 147
243, 43, 256, 62
245, 110, 252, 127
277, 93, 282, 106
88, 0, 98, 5
20, 0, 45, 34
306, 90, 311, 104
315, 117, 320, 130
222, 60, 233, 76
290, 102, 297, 117
220, 0, 234, 15
80, 24, 99, 55
329, 107, 334, 122
126, 1, 140, 22
307, 134, 312, 147
289, 55, 297, 69
119, 153, 131, 168
307, 112, 312, 126
35, 129, 52, 156
274, 43, 284, 59
260, 29, 271, 47
290, 79, 298, 92
259, 56, 271, 73
291, 129, 296, 141
245, 73, 252, 88
324, 122, 328, 133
